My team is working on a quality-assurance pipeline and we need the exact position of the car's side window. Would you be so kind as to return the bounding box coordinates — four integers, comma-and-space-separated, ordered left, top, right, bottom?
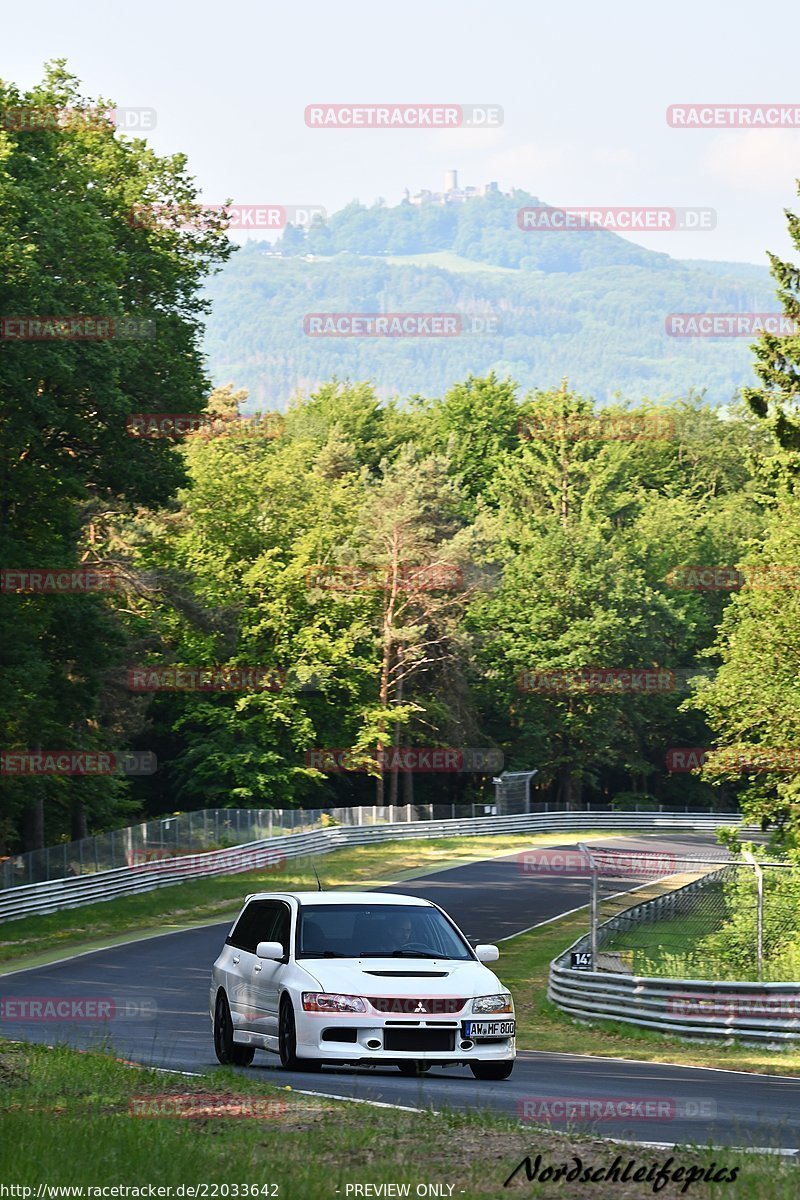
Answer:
228, 900, 279, 953
270, 904, 291, 955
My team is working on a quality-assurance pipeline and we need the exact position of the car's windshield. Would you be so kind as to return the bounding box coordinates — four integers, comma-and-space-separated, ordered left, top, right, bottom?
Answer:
296, 903, 472, 960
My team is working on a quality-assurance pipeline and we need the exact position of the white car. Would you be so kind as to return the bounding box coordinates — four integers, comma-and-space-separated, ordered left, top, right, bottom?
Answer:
209, 890, 515, 1079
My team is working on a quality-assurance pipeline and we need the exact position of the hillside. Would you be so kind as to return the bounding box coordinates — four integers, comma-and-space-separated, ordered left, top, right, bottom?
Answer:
202, 190, 776, 408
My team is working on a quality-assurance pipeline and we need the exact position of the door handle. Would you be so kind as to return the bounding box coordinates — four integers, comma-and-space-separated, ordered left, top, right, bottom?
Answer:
254, 962, 262, 972
232, 955, 240, 964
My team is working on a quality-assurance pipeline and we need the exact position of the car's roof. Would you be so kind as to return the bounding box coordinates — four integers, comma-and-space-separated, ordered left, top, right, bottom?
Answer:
243, 890, 432, 907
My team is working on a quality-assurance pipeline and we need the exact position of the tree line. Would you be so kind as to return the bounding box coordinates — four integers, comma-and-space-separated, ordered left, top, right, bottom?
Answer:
2, 65, 800, 854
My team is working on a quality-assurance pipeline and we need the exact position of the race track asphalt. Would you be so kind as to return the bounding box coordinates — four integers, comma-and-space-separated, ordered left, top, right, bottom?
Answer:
1, 833, 797, 1151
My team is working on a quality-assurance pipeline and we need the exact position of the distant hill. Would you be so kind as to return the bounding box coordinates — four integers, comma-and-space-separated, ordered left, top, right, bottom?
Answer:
202, 189, 776, 409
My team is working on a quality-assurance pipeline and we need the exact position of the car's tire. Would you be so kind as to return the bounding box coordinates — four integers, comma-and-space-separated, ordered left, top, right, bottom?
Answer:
397, 1062, 431, 1077
279, 995, 321, 1072
470, 1060, 514, 1081
213, 992, 255, 1067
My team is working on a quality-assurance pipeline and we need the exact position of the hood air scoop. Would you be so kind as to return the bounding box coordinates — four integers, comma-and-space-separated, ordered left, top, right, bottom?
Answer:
363, 970, 450, 978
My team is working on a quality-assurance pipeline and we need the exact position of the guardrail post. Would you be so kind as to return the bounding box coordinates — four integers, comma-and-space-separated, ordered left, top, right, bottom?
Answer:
743, 850, 764, 981
578, 841, 598, 967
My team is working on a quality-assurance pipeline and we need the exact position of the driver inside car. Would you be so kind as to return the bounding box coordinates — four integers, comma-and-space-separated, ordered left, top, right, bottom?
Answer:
387, 913, 416, 949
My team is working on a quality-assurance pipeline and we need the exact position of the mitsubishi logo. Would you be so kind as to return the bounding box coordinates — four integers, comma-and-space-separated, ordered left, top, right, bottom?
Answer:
414, 1002, 427, 1013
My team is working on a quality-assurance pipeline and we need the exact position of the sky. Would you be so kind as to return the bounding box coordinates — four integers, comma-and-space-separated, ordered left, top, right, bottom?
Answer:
3, 0, 800, 264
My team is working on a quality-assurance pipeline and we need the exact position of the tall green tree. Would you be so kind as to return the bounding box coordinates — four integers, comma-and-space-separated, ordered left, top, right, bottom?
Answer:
691, 498, 800, 848
0, 62, 232, 850
742, 176, 800, 474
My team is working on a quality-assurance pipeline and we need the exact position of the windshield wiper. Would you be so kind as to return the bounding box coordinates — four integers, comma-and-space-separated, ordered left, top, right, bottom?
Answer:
390, 950, 443, 958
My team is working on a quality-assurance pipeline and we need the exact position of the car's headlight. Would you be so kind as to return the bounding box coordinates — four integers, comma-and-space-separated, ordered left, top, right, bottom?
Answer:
471, 993, 513, 1014
302, 992, 367, 1013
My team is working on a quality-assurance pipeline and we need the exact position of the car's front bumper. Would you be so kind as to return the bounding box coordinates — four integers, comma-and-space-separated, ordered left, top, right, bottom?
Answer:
295, 1011, 516, 1063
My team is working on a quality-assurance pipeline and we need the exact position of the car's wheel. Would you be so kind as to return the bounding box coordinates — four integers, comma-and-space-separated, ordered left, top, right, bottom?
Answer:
397, 1062, 430, 1077
470, 1060, 514, 1081
278, 995, 321, 1072
213, 992, 255, 1067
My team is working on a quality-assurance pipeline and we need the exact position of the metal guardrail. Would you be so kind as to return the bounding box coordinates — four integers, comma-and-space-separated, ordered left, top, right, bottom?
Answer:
0, 809, 746, 922
549, 865, 800, 1045
2, 800, 730, 889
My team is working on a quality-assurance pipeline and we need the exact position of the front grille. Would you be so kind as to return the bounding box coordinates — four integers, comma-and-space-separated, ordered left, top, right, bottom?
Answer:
383, 1028, 455, 1053
368, 996, 466, 1015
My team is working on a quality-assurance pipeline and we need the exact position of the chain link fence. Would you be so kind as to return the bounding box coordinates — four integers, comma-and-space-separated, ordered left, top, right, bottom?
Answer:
491, 771, 739, 816
578, 844, 800, 983
0, 802, 500, 889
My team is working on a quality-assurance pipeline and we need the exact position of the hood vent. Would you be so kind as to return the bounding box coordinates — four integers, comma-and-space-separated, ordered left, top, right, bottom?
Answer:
363, 970, 449, 978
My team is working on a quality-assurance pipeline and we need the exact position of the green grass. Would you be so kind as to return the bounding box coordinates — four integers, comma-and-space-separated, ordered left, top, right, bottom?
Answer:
1, 833, 618, 972
602, 908, 725, 976
381, 250, 520, 274
0, 1041, 796, 1198
498, 910, 800, 1076
601, 900, 800, 983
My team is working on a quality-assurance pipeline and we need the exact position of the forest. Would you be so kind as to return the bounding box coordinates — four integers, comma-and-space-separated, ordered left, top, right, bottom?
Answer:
3, 65, 800, 856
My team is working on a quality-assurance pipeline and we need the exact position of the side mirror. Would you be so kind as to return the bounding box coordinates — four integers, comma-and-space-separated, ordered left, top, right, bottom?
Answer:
475, 944, 499, 963
256, 940, 285, 961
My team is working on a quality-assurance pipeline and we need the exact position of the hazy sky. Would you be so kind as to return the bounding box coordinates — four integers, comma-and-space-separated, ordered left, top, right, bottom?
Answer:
4, 0, 800, 264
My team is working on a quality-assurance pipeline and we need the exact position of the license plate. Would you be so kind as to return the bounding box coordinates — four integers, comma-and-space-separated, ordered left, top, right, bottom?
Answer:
464, 1020, 515, 1039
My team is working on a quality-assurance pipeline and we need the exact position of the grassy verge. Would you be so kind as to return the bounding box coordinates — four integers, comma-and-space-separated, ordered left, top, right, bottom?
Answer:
498, 911, 800, 1076
603, 910, 799, 984
0, 833, 618, 971
0, 1040, 795, 1198
603, 909, 723, 966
